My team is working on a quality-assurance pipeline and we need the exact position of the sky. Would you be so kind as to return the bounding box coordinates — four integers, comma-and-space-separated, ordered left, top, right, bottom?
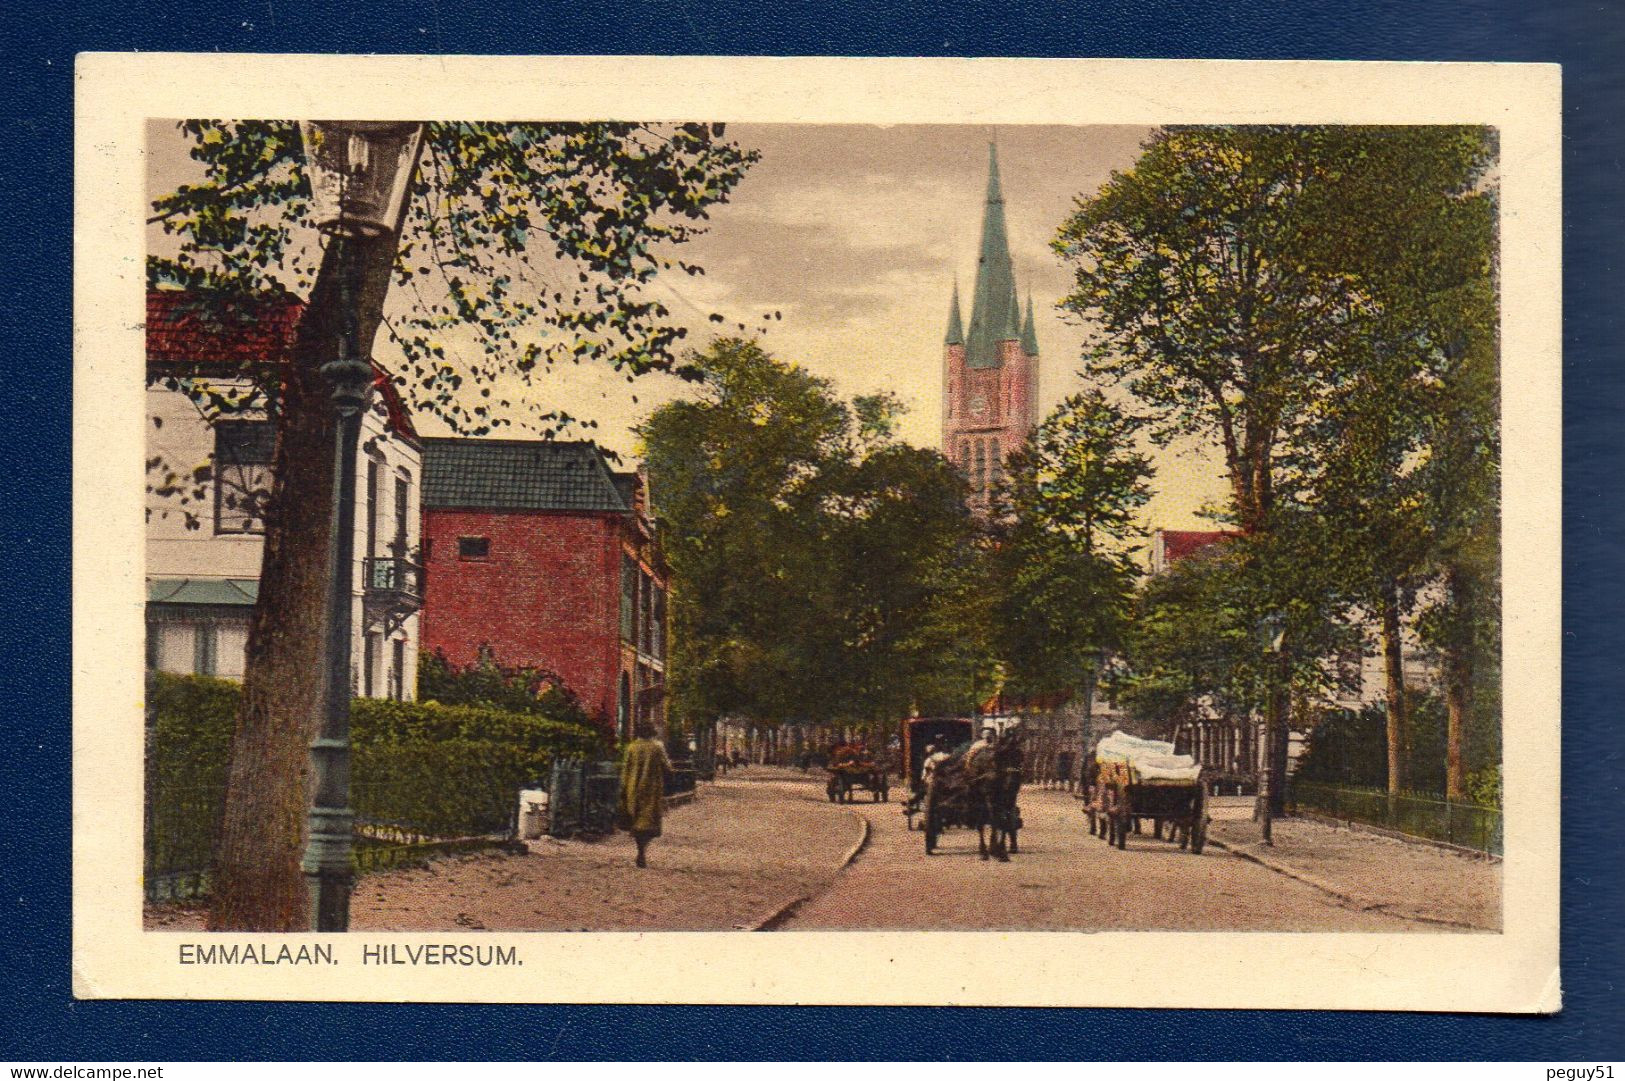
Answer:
148, 121, 1232, 533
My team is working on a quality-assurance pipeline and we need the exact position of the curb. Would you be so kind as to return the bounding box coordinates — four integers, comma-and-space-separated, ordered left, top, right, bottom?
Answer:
838, 812, 872, 868
1207, 837, 1491, 931
745, 808, 869, 932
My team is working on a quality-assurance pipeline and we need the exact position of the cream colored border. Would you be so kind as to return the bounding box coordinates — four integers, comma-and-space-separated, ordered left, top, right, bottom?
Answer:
73, 54, 1561, 1009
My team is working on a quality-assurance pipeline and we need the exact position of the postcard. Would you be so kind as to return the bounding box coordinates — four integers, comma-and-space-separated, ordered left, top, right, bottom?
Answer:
74, 54, 1560, 1009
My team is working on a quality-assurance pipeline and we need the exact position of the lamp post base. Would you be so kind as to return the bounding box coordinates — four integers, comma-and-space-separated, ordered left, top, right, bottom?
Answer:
305, 869, 353, 932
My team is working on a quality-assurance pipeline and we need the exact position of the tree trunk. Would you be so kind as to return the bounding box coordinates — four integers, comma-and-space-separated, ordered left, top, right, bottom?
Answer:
1443, 565, 1471, 801
207, 233, 404, 931
1380, 579, 1408, 804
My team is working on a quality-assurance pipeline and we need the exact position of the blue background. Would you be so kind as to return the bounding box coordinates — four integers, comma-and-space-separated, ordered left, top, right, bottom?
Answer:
4, 0, 1621, 1061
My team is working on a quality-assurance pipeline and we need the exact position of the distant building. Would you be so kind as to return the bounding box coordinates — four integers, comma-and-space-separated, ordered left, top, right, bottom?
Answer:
1149, 528, 1238, 575
418, 439, 668, 741
145, 290, 424, 697
942, 144, 1042, 511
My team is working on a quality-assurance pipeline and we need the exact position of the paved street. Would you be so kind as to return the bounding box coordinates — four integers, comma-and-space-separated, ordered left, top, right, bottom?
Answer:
781, 780, 1481, 932
146, 768, 1497, 933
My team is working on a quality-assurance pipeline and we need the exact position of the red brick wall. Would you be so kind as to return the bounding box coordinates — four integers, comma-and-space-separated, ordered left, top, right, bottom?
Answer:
420, 509, 623, 729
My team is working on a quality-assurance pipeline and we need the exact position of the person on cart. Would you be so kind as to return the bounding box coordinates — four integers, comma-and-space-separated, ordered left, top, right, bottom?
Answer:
921, 742, 951, 789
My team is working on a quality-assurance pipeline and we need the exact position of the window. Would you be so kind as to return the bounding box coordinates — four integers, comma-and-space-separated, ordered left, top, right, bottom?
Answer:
620, 556, 637, 643
214, 420, 274, 534
653, 587, 667, 661
457, 536, 490, 560
366, 459, 381, 558
145, 625, 160, 670
973, 440, 986, 498
193, 623, 217, 676
390, 638, 406, 701
393, 475, 410, 554
363, 632, 378, 697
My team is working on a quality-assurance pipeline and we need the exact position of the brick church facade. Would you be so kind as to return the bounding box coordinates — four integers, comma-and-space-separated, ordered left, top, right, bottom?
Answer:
942, 144, 1041, 509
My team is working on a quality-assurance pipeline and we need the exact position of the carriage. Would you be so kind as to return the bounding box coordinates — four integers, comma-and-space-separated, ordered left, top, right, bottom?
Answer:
825, 761, 890, 803
918, 728, 1025, 860
899, 716, 974, 830
1085, 731, 1209, 854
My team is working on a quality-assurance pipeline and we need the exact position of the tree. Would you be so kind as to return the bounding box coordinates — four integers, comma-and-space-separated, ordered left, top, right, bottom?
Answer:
149, 121, 756, 930
989, 390, 1153, 696
1055, 127, 1372, 536
1059, 125, 1500, 801
639, 339, 995, 739
1283, 126, 1498, 799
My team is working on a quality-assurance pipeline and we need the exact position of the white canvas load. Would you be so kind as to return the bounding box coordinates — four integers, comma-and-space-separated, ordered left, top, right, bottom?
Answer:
1094, 730, 1201, 784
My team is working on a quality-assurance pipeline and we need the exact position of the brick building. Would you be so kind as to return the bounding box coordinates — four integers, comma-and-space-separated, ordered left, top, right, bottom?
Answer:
942, 144, 1041, 510
419, 439, 668, 741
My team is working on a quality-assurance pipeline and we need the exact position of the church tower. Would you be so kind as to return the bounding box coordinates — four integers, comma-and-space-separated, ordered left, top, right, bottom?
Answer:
942, 143, 1040, 511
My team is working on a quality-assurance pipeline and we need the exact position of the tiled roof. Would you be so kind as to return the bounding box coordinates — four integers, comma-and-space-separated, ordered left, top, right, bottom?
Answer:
147, 290, 304, 368
421, 439, 631, 513
147, 289, 419, 445
147, 577, 260, 606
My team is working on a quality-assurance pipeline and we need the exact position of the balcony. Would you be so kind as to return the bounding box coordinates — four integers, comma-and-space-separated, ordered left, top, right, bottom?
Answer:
363, 556, 424, 633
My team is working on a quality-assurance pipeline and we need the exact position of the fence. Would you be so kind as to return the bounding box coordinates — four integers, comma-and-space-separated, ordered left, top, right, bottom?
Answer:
144, 753, 528, 903
1288, 779, 1502, 855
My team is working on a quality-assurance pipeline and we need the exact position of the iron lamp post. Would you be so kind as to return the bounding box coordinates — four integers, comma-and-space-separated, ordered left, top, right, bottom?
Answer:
1254, 612, 1287, 846
297, 120, 425, 932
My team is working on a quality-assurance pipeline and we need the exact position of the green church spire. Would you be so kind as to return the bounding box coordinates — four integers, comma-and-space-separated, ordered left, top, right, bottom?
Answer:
945, 279, 965, 345
963, 142, 1020, 369
1020, 291, 1039, 355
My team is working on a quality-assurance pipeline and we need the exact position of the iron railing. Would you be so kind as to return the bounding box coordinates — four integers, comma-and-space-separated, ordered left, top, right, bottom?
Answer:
363, 555, 424, 602
1288, 779, 1502, 855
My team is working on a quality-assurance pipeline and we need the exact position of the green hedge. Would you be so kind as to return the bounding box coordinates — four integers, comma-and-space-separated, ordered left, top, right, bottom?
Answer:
145, 673, 605, 896
352, 697, 602, 780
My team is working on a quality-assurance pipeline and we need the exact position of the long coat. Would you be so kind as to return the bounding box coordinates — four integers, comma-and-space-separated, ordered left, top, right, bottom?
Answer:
618, 738, 671, 836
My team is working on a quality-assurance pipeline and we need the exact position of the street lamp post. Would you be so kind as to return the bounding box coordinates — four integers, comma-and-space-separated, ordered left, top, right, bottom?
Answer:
1254, 612, 1286, 846
1080, 646, 1106, 790
297, 120, 425, 931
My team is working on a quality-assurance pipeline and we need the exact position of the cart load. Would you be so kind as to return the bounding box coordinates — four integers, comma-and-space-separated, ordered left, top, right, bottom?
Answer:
825, 743, 890, 803
1087, 730, 1208, 853
1094, 731, 1203, 784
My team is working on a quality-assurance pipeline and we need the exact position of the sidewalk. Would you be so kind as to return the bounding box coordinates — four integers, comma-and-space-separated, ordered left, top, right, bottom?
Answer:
1206, 812, 1501, 930
146, 771, 864, 933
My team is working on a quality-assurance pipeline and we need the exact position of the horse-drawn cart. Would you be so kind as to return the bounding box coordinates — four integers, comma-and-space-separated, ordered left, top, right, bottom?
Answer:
919, 729, 1025, 860
826, 762, 890, 803
1086, 731, 1208, 854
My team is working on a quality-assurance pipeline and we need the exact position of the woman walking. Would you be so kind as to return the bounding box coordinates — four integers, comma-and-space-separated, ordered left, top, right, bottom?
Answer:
618, 722, 672, 868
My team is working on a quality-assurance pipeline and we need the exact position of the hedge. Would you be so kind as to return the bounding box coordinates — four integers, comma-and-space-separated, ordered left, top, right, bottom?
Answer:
145, 673, 605, 895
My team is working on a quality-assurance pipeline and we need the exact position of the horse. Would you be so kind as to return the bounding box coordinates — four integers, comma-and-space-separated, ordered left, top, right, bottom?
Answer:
963, 729, 1024, 861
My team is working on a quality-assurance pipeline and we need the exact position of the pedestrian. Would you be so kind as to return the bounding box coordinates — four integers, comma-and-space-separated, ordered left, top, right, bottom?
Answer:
618, 721, 671, 868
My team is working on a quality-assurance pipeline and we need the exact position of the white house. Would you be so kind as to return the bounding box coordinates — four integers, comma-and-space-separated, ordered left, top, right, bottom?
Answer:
145, 290, 423, 699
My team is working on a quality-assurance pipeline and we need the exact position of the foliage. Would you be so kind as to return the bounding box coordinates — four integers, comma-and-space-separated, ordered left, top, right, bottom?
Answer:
989, 391, 1153, 695
416, 645, 598, 734
640, 339, 996, 731
149, 120, 759, 434
1294, 691, 1500, 798
144, 673, 603, 890
1064, 125, 1501, 791
1117, 530, 1360, 739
